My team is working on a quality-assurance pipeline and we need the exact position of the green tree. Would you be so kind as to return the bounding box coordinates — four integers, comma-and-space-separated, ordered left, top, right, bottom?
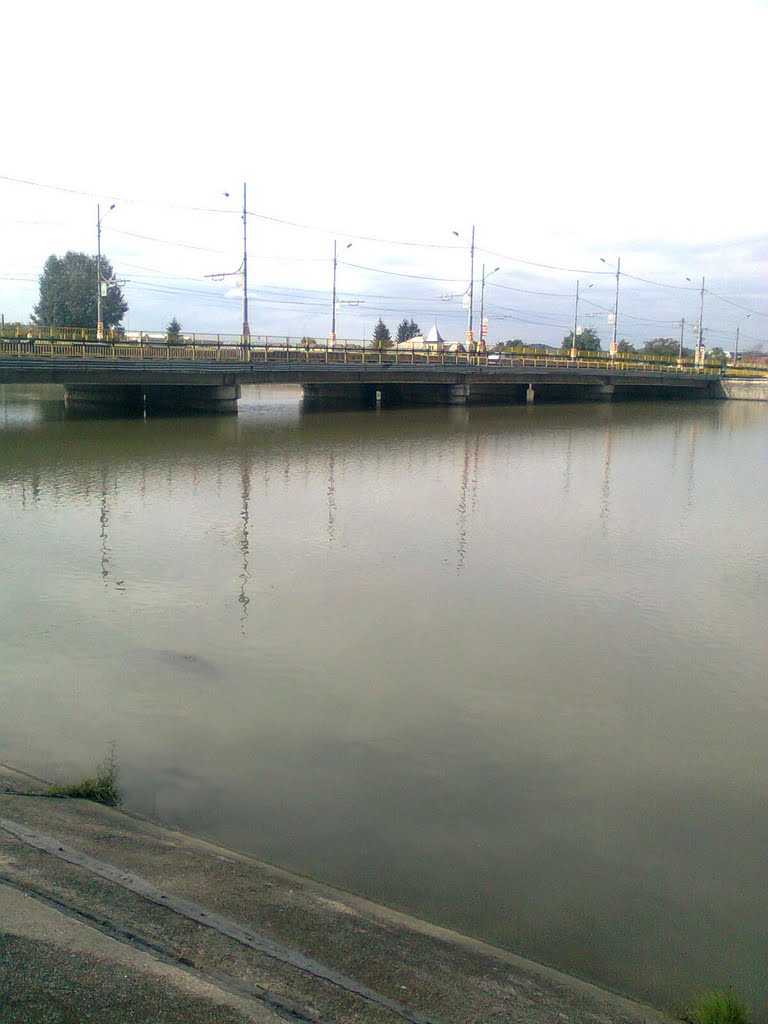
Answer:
32, 251, 128, 330
396, 318, 420, 345
372, 318, 392, 350
643, 337, 691, 359
562, 326, 601, 351
617, 340, 637, 354
166, 318, 183, 345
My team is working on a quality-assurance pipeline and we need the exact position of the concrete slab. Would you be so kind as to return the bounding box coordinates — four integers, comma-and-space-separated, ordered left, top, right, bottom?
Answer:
0, 764, 676, 1024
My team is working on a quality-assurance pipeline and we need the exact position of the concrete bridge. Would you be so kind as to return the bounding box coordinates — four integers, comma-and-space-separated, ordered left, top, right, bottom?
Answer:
0, 336, 752, 414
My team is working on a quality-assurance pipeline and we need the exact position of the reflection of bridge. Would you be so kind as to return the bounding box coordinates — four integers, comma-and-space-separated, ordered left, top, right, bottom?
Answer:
0, 333, 750, 415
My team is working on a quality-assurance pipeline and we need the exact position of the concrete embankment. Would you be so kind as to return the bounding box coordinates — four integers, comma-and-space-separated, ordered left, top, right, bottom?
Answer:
0, 764, 675, 1024
717, 378, 768, 400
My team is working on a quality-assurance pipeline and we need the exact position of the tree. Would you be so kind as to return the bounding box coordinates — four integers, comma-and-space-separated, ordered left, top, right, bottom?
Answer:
617, 340, 637, 354
372, 318, 392, 350
562, 326, 601, 351
396, 318, 420, 345
166, 318, 183, 345
32, 251, 128, 330
643, 338, 691, 359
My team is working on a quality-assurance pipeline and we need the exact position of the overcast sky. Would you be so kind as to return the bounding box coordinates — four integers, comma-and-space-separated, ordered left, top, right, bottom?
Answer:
2, 0, 766, 350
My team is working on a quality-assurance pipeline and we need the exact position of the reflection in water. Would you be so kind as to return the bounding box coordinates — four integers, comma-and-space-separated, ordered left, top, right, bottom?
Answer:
456, 439, 470, 574
600, 426, 612, 532
562, 429, 573, 503
327, 451, 336, 548
684, 420, 699, 517
239, 458, 252, 630
100, 469, 111, 585
1, 389, 767, 1016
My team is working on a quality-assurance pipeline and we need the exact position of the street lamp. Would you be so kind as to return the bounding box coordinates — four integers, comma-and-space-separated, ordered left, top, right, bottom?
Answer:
478, 265, 499, 353
453, 226, 476, 350
600, 257, 621, 356
331, 241, 352, 343
96, 203, 116, 340
735, 314, 751, 363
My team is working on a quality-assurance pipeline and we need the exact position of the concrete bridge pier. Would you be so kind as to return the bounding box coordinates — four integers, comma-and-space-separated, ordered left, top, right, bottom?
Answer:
386, 383, 469, 406
585, 383, 615, 402
468, 382, 527, 405
64, 385, 144, 415
302, 383, 377, 410
144, 384, 240, 415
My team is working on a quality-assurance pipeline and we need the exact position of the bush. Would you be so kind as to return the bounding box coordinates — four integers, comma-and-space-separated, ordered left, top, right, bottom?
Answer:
685, 991, 752, 1024
45, 744, 122, 807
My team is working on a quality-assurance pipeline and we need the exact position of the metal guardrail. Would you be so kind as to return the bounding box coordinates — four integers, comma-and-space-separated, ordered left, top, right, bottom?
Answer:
1, 327, 765, 377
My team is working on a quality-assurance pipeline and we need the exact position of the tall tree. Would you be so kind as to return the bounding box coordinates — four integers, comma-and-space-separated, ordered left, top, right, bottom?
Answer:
32, 251, 128, 330
562, 326, 601, 351
166, 318, 183, 345
372, 318, 392, 350
396, 318, 421, 345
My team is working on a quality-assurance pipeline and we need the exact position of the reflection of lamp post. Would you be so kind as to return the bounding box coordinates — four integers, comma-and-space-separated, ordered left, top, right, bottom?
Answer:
478, 265, 499, 353
331, 241, 352, 343
453, 226, 475, 350
600, 256, 621, 356
735, 314, 751, 363
96, 203, 116, 340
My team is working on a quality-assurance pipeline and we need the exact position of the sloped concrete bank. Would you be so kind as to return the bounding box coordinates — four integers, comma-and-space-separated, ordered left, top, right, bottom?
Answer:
717, 378, 768, 400
0, 764, 674, 1024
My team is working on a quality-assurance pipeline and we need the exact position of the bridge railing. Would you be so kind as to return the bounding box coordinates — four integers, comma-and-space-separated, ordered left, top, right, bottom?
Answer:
2, 327, 766, 377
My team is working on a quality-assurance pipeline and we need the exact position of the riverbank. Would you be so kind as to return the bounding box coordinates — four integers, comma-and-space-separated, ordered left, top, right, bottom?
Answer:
0, 763, 675, 1024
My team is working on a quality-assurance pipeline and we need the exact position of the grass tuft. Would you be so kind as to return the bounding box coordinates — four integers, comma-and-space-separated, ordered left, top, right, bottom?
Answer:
684, 991, 752, 1024
45, 743, 122, 807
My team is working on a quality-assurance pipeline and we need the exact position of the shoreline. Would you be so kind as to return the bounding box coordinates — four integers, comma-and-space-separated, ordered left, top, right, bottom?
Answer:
1, 762, 676, 1024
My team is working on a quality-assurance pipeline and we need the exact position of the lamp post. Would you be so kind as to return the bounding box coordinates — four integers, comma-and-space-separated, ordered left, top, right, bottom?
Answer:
331, 241, 352, 343
600, 256, 621, 356
478, 265, 499, 353
453, 226, 476, 350
735, 314, 751, 364
96, 203, 116, 340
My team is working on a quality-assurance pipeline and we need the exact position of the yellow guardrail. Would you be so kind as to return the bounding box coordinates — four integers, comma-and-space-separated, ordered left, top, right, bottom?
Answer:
1, 327, 766, 377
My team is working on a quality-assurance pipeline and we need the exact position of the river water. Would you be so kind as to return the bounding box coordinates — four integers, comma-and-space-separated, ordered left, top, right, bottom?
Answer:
1, 384, 766, 1015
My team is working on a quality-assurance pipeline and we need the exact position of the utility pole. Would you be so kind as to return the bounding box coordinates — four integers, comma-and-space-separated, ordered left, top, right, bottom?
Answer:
571, 280, 581, 359
206, 183, 250, 343
478, 264, 499, 354
468, 225, 475, 350
242, 183, 249, 339
679, 318, 685, 361
734, 315, 750, 363
97, 205, 102, 340
696, 276, 705, 364
331, 241, 352, 343
611, 257, 621, 354
96, 203, 115, 341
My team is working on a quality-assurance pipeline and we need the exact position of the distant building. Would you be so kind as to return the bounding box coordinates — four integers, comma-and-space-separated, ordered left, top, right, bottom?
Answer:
393, 324, 465, 353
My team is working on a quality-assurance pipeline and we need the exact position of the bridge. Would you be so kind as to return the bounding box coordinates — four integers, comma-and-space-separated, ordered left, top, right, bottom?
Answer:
0, 327, 761, 415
